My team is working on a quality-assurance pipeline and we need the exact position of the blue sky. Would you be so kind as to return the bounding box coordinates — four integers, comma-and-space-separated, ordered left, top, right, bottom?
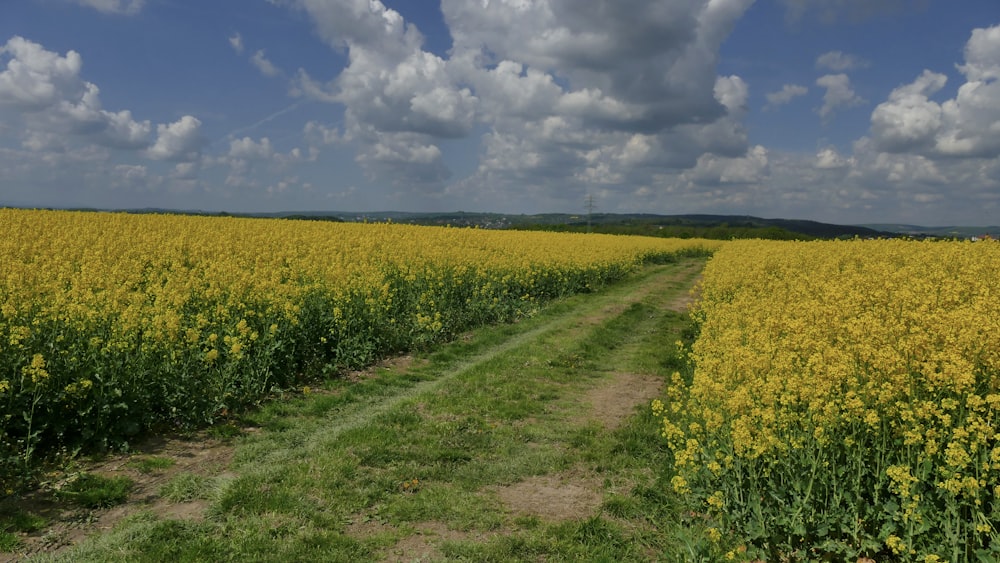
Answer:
1, 0, 998, 225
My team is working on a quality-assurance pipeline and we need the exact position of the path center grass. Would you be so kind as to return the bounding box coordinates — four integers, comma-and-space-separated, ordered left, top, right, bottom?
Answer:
24, 258, 718, 562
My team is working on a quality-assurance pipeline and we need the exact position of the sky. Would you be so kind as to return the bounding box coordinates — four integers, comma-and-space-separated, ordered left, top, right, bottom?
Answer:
1, 0, 998, 225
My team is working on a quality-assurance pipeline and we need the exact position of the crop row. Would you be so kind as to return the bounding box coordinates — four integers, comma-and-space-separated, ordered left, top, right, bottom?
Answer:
656, 239, 1000, 562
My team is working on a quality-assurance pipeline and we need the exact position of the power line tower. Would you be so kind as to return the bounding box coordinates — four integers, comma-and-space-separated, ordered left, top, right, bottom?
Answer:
585, 193, 596, 233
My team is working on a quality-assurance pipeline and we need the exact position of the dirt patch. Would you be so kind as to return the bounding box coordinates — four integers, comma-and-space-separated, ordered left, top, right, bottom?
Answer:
347, 518, 489, 562
383, 521, 473, 562
2, 433, 235, 561
584, 372, 663, 431
667, 273, 703, 313
495, 471, 603, 522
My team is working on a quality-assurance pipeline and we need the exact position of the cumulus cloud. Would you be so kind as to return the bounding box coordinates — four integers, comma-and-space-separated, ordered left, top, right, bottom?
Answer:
278, 0, 478, 188
355, 130, 450, 186
816, 51, 869, 72
870, 69, 946, 153
241, 4, 758, 205
66, 0, 145, 15
216, 135, 311, 190
958, 24, 1000, 82
815, 147, 853, 169
0, 36, 153, 149
172, 162, 198, 180
146, 116, 203, 161
816, 73, 866, 121
870, 24, 1000, 159
446, 0, 753, 132
0, 36, 83, 110
228, 136, 275, 160
278, 0, 756, 194
229, 33, 244, 54
303, 120, 345, 145
714, 75, 749, 115
251, 50, 281, 77
765, 84, 809, 108
112, 163, 148, 185
687, 145, 769, 186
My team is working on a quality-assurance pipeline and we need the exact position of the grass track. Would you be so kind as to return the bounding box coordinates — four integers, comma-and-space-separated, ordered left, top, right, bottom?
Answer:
8, 257, 722, 562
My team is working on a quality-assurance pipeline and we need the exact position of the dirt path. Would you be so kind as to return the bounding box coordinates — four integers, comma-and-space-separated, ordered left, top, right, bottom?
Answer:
3, 258, 706, 562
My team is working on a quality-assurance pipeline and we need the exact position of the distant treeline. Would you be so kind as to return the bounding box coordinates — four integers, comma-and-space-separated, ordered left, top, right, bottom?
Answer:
510, 223, 813, 241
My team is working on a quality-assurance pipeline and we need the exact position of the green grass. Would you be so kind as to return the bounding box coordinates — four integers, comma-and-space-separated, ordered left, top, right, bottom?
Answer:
125, 456, 175, 474
56, 473, 133, 509
159, 473, 212, 503
0, 505, 48, 552
24, 258, 746, 562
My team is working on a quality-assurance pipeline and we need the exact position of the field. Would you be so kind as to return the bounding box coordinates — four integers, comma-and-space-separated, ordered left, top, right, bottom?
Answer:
2, 211, 998, 561
0, 209, 716, 490
659, 239, 1000, 561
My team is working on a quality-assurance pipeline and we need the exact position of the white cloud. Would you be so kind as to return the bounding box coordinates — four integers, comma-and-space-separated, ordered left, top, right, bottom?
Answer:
446, 0, 754, 131
816, 51, 869, 71
687, 145, 769, 186
714, 75, 749, 115
815, 147, 853, 169
334, 48, 477, 138
303, 121, 345, 145
277, 0, 758, 195
228, 136, 274, 160
146, 116, 203, 161
172, 162, 198, 180
765, 84, 808, 108
0, 36, 83, 110
229, 33, 244, 54
460, 60, 562, 121
251, 50, 281, 77
65, 0, 145, 15
355, 130, 450, 186
0, 36, 153, 149
870, 70, 946, 153
959, 25, 1000, 82
816, 73, 866, 121
870, 24, 1000, 159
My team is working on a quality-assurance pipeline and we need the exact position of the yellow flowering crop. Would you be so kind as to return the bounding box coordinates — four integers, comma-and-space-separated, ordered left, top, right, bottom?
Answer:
658, 238, 1000, 561
0, 208, 717, 485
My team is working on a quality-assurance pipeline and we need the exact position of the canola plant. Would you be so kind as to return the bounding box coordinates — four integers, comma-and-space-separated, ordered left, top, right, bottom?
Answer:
657, 239, 1000, 562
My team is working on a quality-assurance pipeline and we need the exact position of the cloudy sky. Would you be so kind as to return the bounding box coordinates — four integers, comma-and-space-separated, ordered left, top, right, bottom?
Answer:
1, 0, 998, 225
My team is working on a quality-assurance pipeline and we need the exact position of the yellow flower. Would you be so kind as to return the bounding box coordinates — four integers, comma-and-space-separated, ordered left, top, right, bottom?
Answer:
23, 353, 49, 384
706, 490, 725, 509
651, 399, 665, 417
885, 535, 906, 555
670, 475, 690, 495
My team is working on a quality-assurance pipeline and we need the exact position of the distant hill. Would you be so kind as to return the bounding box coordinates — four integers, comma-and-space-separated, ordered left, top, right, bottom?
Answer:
860, 224, 999, 239
4, 206, 918, 239
348, 212, 891, 239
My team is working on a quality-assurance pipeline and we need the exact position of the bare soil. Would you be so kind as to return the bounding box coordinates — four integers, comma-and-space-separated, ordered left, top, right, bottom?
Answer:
2, 433, 235, 562
585, 372, 664, 431
495, 470, 604, 522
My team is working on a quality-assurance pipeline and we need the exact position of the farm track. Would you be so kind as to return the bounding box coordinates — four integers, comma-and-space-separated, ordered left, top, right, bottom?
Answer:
8, 258, 706, 562
240, 258, 703, 470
